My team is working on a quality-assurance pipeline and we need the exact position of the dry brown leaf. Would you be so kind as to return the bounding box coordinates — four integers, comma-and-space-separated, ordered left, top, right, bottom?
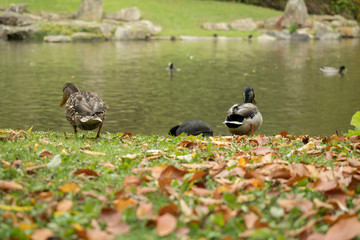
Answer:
277, 198, 313, 212
0, 180, 23, 191
179, 199, 192, 217
72, 168, 100, 177
243, 213, 259, 229
98, 207, 130, 235
325, 215, 360, 240
26, 164, 48, 173
31, 228, 53, 240
251, 146, 273, 156
56, 199, 73, 212
58, 182, 79, 193
158, 202, 179, 217
122, 175, 141, 188
190, 186, 213, 197
113, 198, 137, 212
86, 229, 113, 240
82, 191, 107, 202
156, 213, 177, 237
82, 150, 106, 156
39, 151, 53, 158
136, 202, 154, 220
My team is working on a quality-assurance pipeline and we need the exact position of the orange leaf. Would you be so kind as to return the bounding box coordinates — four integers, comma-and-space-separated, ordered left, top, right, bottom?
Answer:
136, 203, 154, 220
56, 199, 73, 212
113, 198, 136, 212
158, 202, 179, 217
0, 180, 23, 191
39, 151, 53, 158
156, 213, 177, 237
31, 228, 53, 240
325, 215, 360, 240
72, 169, 100, 177
58, 182, 79, 193
122, 175, 141, 188
251, 146, 273, 156
82, 191, 107, 202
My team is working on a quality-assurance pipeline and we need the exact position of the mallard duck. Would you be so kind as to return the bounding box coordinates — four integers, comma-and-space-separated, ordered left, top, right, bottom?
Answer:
223, 87, 262, 135
320, 65, 346, 76
169, 120, 213, 137
60, 83, 106, 138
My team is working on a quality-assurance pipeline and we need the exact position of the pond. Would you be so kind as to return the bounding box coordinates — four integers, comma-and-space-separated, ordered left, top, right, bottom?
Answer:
0, 38, 359, 136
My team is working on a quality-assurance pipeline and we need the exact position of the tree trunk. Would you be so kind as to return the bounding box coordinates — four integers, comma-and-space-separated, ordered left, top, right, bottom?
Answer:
77, 0, 103, 21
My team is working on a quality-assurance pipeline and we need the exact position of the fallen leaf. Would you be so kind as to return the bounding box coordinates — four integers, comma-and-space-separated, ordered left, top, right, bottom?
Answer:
56, 199, 73, 212
58, 182, 79, 193
158, 202, 179, 217
325, 215, 360, 240
72, 168, 100, 177
251, 146, 273, 156
82, 191, 107, 202
0, 180, 23, 191
156, 213, 177, 237
39, 151, 53, 158
113, 198, 136, 212
82, 150, 106, 156
31, 228, 53, 240
136, 203, 154, 220
122, 175, 141, 187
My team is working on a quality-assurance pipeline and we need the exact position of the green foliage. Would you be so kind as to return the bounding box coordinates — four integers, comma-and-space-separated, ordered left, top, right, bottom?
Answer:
345, 111, 360, 136
288, 22, 299, 34
31, 23, 101, 41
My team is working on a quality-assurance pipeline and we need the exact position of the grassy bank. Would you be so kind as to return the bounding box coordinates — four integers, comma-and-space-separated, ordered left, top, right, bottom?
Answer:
1, 129, 360, 239
1, 0, 282, 36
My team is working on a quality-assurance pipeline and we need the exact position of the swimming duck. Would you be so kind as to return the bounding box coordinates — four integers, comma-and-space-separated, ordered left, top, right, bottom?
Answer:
223, 87, 262, 135
60, 83, 106, 138
169, 119, 213, 137
320, 65, 346, 76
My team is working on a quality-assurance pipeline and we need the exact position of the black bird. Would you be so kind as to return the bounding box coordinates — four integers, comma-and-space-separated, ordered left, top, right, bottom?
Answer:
169, 120, 213, 136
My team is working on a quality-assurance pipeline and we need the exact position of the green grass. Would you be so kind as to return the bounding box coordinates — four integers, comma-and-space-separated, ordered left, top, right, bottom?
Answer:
1, 0, 282, 36
1, 129, 360, 239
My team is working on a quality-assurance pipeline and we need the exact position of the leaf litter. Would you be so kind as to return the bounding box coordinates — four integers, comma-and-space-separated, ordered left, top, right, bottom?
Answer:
1, 130, 360, 239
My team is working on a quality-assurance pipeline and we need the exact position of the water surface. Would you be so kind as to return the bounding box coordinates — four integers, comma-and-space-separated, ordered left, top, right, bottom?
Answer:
0, 39, 359, 136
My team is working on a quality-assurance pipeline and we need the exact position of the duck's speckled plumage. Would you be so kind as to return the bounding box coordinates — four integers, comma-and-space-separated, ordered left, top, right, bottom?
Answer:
224, 87, 262, 135
60, 83, 106, 138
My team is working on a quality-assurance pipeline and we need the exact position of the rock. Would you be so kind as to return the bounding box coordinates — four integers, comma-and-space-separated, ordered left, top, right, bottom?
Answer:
77, 0, 103, 21
114, 26, 130, 40
281, 0, 308, 28
202, 22, 229, 31
255, 20, 265, 29
0, 11, 33, 26
44, 35, 72, 43
230, 18, 257, 31
313, 21, 341, 40
290, 32, 310, 41
2, 24, 38, 40
7, 4, 27, 13
71, 32, 103, 41
105, 7, 141, 21
40, 11, 65, 21
340, 26, 360, 38
264, 16, 282, 29
265, 30, 291, 40
123, 20, 162, 36
313, 15, 347, 24
257, 34, 276, 41
100, 23, 115, 39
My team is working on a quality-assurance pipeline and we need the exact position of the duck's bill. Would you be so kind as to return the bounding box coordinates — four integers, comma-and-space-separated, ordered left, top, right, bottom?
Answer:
252, 98, 257, 104
60, 97, 67, 106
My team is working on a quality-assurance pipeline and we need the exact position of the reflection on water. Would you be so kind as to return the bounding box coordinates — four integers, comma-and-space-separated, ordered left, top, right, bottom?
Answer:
0, 39, 359, 136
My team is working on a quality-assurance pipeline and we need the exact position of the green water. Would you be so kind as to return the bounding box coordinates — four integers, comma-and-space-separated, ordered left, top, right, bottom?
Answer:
0, 39, 359, 136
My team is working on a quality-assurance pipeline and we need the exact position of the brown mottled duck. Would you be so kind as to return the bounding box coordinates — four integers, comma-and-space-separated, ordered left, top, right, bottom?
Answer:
60, 83, 106, 138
